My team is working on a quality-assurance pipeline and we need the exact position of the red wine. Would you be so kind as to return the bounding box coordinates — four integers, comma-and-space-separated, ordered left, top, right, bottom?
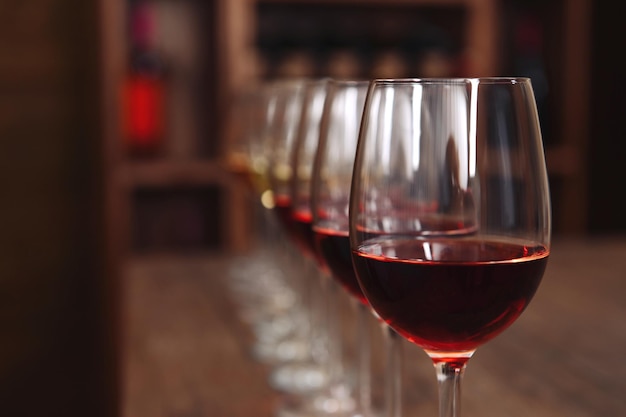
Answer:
273, 194, 309, 257
352, 237, 548, 353
273, 194, 294, 231
292, 208, 319, 261
314, 227, 368, 305
274, 195, 317, 260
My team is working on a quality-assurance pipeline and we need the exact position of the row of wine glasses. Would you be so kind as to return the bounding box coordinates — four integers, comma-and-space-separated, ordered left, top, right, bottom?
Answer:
225, 76, 551, 417
265, 78, 372, 417
225, 79, 330, 397
225, 77, 391, 417
288, 78, 384, 417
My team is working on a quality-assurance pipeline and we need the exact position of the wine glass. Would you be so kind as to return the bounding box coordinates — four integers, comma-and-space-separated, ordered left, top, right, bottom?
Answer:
349, 78, 551, 417
223, 82, 287, 327
224, 80, 337, 399
224, 81, 312, 365
310, 79, 390, 417
264, 77, 333, 397
277, 77, 366, 417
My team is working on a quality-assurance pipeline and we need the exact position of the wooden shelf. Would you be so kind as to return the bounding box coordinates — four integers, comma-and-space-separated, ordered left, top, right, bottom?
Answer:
99, 0, 591, 273
257, 0, 474, 5
113, 160, 233, 188
98, 0, 250, 262
218, 0, 500, 92
122, 238, 626, 417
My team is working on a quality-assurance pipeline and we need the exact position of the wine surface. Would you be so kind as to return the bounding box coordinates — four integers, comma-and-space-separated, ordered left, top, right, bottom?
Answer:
352, 237, 548, 353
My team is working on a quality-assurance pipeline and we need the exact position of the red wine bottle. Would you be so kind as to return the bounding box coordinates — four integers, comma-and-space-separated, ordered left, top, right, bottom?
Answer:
121, 2, 167, 157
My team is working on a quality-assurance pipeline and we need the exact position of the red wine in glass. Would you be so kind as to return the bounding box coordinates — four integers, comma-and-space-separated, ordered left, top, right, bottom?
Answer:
313, 227, 368, 305
274, 194, 318, 261
273, 194, 294, 231
273, 194, 306, 253
292, 208, 338, 267
291, 208, 317, 258
352, 236, 548, 354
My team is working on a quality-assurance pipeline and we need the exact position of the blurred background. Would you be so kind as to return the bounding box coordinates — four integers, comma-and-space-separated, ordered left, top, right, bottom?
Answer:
0, 0, 624, 416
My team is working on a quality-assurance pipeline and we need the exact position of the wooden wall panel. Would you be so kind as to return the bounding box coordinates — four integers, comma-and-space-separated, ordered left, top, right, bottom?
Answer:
0, 1, 117, 416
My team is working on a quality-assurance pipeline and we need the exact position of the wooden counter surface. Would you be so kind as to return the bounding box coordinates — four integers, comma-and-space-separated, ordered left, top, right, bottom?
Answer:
121, 237, 626, 417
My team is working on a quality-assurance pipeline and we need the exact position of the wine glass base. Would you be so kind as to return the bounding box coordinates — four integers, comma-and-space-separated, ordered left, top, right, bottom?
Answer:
276, 380, 369, 417
252, 336, 312, 364
309, 393, 357, 416
269, 361, 329, 395
275, 397, 320, 417
275, 393, 363, 417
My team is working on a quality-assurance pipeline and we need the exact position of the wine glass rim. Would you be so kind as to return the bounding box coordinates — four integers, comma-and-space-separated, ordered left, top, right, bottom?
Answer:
371, 77, 531, 85
263, 77, 310, 88
328, 78, 371, 86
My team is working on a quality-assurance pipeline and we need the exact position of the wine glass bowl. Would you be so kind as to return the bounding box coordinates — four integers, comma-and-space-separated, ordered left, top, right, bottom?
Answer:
310, 79, 386, 416
349, 77, 551, 416
351, 236, 548, 354
288, 78, 330, 263
262, 78, 337, 400
223, 81, 310, 361
312, 79, 370, 305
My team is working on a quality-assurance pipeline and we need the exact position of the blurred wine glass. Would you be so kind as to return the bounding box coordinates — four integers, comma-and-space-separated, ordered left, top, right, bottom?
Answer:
223, 81, 316, 370
262, 78, 332, 398
311, 79, 407, 417
309, 79, 371, 417
271, 77, 363, 417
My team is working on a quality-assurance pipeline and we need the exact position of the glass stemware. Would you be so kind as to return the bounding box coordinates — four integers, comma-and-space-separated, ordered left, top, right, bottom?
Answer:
224, 82, 302, 358
283, 77, 366, 417
349, 78, 551, 417
311, 79, 392, 417
265, 78, 331, 397
225, 79, 330, 397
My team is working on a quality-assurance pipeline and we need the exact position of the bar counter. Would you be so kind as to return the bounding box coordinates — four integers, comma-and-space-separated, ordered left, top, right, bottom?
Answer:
121, 237, 626, 417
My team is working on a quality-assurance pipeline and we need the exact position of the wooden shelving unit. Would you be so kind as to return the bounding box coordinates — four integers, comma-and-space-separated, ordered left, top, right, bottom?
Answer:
219, 0, 591, 235
217, 0, 501, 92
98, 0, 591, 275
98, 0, 248, 274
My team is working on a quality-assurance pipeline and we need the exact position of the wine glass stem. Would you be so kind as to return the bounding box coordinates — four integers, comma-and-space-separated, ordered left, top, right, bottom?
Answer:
383, 325, 403, 417
435, 362, 466, 417
261, 204, 277, 250
324, 278, 345, 389
305, 259, 323, 342
354, 300, 372, 415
